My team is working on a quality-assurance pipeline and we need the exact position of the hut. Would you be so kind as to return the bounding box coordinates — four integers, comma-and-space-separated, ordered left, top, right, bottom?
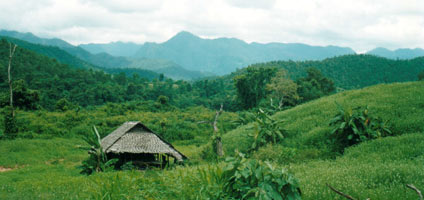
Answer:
101, 121, 187, 168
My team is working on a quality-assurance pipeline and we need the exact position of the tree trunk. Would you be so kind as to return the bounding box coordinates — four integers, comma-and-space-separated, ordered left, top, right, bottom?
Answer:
8, 43, 17, 117
214, 104, 224, 157
216, 137, 223, 157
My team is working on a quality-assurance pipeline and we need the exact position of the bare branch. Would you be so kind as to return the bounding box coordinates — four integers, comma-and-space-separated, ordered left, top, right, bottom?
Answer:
327, 184, 357, 200
407, 184, 423, 200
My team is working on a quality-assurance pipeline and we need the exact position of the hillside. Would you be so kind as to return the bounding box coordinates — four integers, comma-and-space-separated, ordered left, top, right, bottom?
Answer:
248, 54, 424, 89
79, 41, 141, 57
220, 81, 424, 199
367, 47, 424, 59
133, 31, 356, 75
0, 81, 423, 199
223, 81, 424, 156
0, 39, 163, 109
0, 30, 206, 80
0, 36, 95, 69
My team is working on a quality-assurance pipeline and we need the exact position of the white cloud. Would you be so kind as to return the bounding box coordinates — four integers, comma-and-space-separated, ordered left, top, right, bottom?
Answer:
0, 0, 422, 52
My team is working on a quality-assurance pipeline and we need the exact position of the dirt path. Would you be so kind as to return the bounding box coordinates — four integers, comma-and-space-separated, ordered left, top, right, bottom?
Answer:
0, 166, 14, 172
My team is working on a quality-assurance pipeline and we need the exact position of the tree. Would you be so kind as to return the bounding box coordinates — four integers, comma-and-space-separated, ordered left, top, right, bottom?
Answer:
297, 67, 335, 102
7, 43, 17, 116
266, 69, 300, 108
12, 80, 39, 110
3, 43, 18, 139
418, 71, 424, 81
234, 67, 277, 109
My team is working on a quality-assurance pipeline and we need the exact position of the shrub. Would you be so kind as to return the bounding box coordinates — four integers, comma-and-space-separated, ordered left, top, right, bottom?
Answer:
222, 152, 302, 200
249, 108, 285, 152
329, 104, 392, 151
3, 107, 18, 139
79, 126, 117, 175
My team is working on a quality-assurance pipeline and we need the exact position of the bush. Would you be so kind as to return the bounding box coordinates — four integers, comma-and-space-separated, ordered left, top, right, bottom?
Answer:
3, 107, 18, 139
79, 126, 117, 175
329, 104, 392, 151
221, 152, 302, 200
249, 108, 285, 152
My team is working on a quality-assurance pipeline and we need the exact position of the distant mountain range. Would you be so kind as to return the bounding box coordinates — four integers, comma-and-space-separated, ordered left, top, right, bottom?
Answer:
80, 31, 424, 75
1, 29, 423, 78
366, 47, 424, 60
0, 30, 205, 80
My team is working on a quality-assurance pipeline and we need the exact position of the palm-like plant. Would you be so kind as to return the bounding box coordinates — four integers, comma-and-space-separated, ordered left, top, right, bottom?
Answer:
330, 104, 392, 150
250, 109, 285, 152
79, 126, 117, 175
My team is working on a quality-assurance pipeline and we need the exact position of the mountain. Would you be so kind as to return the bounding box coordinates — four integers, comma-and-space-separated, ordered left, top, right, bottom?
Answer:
0, 30, 74, 49
79, 41, 141, 57
133, 31, 356, 75
0, 36, 94, 69
366, 47, 424, 59
0, 30, 205, 80
0, 29, 131, 68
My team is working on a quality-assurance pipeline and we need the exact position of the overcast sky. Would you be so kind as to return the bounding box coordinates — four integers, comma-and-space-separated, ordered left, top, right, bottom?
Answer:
0, 0, 423, 52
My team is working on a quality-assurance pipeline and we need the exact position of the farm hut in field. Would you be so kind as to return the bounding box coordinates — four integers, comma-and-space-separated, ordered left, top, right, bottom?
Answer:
101, 121, 187, 168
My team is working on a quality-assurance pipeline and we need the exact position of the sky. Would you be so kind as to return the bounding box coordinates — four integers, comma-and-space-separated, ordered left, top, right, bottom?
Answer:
0, 0, 423, 52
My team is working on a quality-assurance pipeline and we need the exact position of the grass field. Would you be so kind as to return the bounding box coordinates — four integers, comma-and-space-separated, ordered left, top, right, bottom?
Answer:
1, 81, 423, 199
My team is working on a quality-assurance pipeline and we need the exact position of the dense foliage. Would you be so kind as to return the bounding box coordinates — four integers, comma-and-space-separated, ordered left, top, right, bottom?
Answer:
0, 82, 423, 199
222, 153, 301, 200
79, 126, 117, 175
234, 67, 277, 109
249, 54, 424, 89
0, 39, 235, 111
249, 109, 285, 152
329, 105, 392, 151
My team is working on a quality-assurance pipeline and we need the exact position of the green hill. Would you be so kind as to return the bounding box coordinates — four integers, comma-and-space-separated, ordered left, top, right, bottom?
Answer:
0, 39, 162, 109
224, 81, 424, 155
221, 81, 424, 199
0, 36, 94, 69
0, 81, 423, 199
248, 54, 424, 89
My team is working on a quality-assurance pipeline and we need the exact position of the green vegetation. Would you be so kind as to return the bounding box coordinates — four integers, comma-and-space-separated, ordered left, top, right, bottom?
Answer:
234, 67, 277, 109
221, 153, 301, 200
0, 39, 234, 110
79, 126, 117, 175
249, 109, 285, 152
249, 54, 424, 89
329, 105, 392, 152
1, 31, 424, 199
1, 81, 423, 199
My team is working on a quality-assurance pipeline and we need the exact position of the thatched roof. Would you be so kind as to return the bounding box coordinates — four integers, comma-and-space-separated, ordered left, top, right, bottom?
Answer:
101, 121, 187, 161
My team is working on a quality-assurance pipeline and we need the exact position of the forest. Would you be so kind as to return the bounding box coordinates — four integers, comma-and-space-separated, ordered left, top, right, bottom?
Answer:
1, 36, 424, 199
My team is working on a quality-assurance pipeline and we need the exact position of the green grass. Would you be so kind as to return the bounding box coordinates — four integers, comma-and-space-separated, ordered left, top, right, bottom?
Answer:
1, 81, 424, 199
224, 81, 424, 158
290, 133, 424, 199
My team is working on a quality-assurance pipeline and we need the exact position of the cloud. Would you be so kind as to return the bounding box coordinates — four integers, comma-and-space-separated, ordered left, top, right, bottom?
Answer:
0, 0, 422, 52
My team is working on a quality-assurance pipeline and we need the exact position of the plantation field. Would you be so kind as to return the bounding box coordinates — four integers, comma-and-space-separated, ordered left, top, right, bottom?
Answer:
1, 81, 424, 199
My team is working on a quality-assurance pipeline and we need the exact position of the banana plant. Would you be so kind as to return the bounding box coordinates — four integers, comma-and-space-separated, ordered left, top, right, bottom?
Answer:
330, 103, 392, 150
79, 126, 117, 175
249, 108, 285, 152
